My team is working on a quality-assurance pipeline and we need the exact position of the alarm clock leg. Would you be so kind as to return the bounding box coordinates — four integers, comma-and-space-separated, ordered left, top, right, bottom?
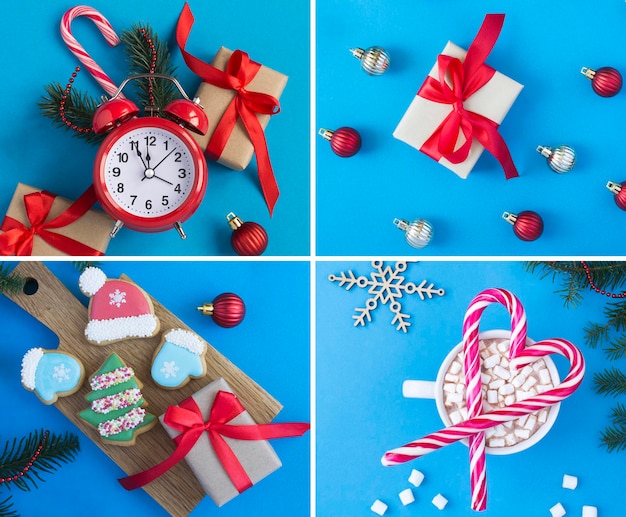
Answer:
174, 222, 187, 240
110, 220, 124, 238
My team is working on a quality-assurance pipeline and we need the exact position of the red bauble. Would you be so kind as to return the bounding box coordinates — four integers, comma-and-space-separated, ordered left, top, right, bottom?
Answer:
197, 292, 246, 328
502, 210, 543, 241
318, 126, 361, 157
581, 66, 622, 97
227, 212, 268, 256
606, 180, 626, 210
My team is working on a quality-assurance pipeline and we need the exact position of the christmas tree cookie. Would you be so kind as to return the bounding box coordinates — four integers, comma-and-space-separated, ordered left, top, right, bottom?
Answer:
151, 328, 208, 389
20, 348, 85, 405
78, 266, 160, 345
79, 353, 156, 446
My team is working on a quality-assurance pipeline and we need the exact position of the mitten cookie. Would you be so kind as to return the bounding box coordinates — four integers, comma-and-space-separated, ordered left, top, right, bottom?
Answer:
79, 266, 160, 345
78, 353, 156, 446
20, 348, 84, 404
151, 328, 208, 389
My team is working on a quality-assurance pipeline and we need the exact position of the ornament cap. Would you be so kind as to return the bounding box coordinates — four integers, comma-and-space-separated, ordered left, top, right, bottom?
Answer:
607, 181, 623, 194
393, 218, 409, 231
536, 145, 552, 158
226, 212, 244, 230
350, 47, 365, 60
318, 128, 334, 141
580, 67, 596, 80
196, 303, 214, 316
502, 211, 518, 225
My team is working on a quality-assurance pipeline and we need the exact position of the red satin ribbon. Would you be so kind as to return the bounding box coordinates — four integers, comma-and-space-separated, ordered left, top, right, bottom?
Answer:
176, 3, 281, 216
118, 390, 310, 491
417, 13, 518, 179
0, 185, 103, 256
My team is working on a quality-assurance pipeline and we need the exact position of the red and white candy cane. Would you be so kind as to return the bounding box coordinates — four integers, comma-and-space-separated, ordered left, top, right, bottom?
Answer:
60, 5, 121, 97
462, 288, 527, 511
382, 337, 585, 505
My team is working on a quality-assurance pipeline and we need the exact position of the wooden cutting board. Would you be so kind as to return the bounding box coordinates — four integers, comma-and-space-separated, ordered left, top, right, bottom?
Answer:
4, 261, 282, 516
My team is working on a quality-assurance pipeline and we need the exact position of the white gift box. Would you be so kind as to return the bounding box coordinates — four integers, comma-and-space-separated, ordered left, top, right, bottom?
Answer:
393, 41, 523, 179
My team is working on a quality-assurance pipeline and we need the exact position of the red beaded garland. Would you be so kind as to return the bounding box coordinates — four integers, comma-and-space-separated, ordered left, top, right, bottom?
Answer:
581, 261, 626, 299
59, 67, 93, 134
140, 28, 157, 107
0, 430, 49, 485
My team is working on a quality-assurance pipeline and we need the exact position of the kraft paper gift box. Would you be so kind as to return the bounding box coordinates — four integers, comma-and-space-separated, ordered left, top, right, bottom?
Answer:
192, 46, 288, 171
159, 377, 282, 507
393, 41, 524, 179
0, 183, 113, 256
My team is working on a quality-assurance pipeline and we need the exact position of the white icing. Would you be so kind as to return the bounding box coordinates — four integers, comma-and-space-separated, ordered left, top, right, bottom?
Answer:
164, 329, 205, 355
85, 314, 158, 344
21, 348, 44, 389
160, 361, 180, 379
52, 363, 71, 382
108, 288, 127, 307
79, 267, 107, 297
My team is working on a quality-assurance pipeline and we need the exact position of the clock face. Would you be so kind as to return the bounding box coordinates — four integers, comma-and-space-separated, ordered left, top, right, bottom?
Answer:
94, 117, 208, 232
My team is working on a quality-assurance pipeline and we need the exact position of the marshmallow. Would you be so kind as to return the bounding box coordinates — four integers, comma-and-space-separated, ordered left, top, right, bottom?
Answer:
549, 502, 566, 517
497, 340, 509, 352
487, 390, 499, 404
562, 474, 578, 490
582, 505, 597, 517
444, 373, 459, 383
489, 379, 505, 389
522, 376, 538, 391
539, 368, 552, 384
488, 437, 505, 447
483, 354, 499, 369
408, 468, 425, 487
499, 383, 515, 396
493, 365, 511, 380
370, 500, 388, 515
449, 360, 462, 374
432, 493, 448, 510
514, 428, 531, 440
399, 488, 415, 506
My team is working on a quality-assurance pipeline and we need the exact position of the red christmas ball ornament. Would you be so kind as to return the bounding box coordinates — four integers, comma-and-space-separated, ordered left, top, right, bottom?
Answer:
581, 66, 622, 97
318, 126, 361, 157
226, 212, 268, 256
197, 292, 246, 328
606, 180, 626, 210
502, 210, 544, 241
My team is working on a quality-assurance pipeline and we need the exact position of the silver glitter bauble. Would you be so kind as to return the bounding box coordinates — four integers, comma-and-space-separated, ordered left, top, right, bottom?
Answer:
393, 218, 433, 249
350, 46, 390, 75
536, 145, 576, 173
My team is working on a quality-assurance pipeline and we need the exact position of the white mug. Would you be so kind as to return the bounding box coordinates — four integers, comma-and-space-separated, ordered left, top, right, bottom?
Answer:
403, 330, 561, 455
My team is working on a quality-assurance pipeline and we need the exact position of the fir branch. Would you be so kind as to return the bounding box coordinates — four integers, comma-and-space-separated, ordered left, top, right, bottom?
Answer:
604, 334, 626, 361
37, 82, 103, 145
600, 422, 626, 453
0, 430, 79, 492
72, 261, 100, 273
121, 24, 179, 111
610, 402, 626, 426
523, 261, 587, 307
0, 264, 25, 296
593, 368, 626, 397
0, 497, 18, 517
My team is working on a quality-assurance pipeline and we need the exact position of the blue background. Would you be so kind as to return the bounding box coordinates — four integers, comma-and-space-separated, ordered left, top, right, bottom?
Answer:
0, 0, 310, 256
0, 260, 310, 516
316, 260, 625, 516
316, 0, 626, 256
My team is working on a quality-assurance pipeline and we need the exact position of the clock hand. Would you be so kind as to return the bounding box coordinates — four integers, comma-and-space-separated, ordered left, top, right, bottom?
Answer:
145, 142, 151, 166
153, 174, 173, 185
152, 149, 176, 171
135, 147, 148, 169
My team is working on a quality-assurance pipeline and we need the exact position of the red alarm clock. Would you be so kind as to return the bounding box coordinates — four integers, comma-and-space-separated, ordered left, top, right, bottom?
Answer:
92, 74, 209, 239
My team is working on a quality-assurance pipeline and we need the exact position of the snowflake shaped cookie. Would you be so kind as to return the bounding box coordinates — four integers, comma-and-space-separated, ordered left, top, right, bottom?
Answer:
160, 361, 179, 379
328, 261, 445, 333
109, 289, 127, 308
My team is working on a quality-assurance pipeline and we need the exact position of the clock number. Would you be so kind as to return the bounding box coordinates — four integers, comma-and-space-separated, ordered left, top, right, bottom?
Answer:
112, 167, 121, 177
174, 152, 182, 162
145, 199, 152, 210
162, 195, 169, 206
178, 169, 187, 178
174, 183, 182, 193
117, 183, 124, 193
144, 135, 156, 147
163, 140, 169, 151
130, 140, 139, 151
130, 195, 137, 205
117, 152, 129, 163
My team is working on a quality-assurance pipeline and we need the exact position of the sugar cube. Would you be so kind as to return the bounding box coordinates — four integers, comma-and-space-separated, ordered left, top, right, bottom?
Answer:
562, 474, 578, 490
549, 502, 566, 517
408, 468, 425, 487
370, 499, 388, 515
582, 505, 597, 517
399, 488, 415, 505
432, 493, 448, 510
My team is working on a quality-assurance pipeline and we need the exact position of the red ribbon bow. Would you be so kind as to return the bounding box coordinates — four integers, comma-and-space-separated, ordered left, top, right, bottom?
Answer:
418, 14, 518, 179
0, 185, 103, 256
119, 390, 310, 491
176, 3, 281, 216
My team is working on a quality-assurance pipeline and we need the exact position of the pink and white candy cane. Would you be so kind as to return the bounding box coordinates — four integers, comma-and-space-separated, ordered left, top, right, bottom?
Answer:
462, 288, 527, 511
382, 336, 585, 510
60, 6, 121, 97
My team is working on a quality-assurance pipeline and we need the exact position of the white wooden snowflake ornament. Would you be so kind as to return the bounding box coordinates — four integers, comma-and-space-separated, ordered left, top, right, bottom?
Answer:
328, 261, 445, 333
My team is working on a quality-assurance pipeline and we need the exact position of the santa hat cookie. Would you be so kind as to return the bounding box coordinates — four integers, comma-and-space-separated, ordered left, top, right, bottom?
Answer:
21, 347, 85, 405
151, 328, 208, 389
79, 267, 160, 345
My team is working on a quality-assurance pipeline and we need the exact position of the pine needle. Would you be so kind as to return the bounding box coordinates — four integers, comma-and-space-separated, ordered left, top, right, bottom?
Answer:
593, 368, 626, 397
0, 496, 18, 517
600, 423, 626, 453
0, 264, 25, 296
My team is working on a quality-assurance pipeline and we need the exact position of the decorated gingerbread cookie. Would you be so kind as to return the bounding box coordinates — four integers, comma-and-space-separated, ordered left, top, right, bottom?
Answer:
78, 266, 160, 345
151, 328, 208, 389
78, 353, 156, 446
20, 348, 85, 405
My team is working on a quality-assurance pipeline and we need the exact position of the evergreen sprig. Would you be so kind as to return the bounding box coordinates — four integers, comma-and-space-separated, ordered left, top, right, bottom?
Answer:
600, 404, 626, 452
0, 264, 25, 296
0, 429, 80, 493
0, 496, 18, 517
594, 368, 626, 397
72, 261, 101, 274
